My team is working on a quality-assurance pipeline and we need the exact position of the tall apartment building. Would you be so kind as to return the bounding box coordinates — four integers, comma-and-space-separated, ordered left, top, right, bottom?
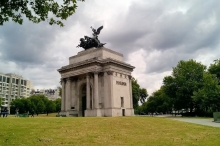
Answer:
0, 73, 33, 108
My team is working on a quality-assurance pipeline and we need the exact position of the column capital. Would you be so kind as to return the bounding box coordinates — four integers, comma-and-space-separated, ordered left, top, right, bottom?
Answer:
128, 75, 132, 80
86, 72, 93, 77
61, 78, 66, 83
99, 72, 104, 77
106, 70, 114, 75
66, 77, 72, 82
72, 77, 78, 82
93, 71, 99, 75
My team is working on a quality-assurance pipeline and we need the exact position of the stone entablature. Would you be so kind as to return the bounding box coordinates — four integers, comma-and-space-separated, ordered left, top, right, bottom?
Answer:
58, 47, 135, 117
69, 47, 123, 64
58, 58, 134, 77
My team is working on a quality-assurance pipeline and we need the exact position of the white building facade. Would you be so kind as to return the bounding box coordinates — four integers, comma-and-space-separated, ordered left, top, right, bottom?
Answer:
0, 73, 33, 109
34, 88, 61, 100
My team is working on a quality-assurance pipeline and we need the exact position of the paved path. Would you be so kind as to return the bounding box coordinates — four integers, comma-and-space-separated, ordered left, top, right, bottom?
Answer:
170, 118, 220, 128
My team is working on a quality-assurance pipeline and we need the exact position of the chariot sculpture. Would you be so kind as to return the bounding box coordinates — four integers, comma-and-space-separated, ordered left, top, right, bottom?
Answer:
77, 26, 106, 50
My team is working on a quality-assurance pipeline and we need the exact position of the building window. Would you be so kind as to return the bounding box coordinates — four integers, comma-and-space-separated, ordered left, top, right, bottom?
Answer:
16, 79, 19, 84
3, 76, 6, 82
7, 78, 10, 83
24, 80, 27, 86
12, 78, 15, 83
121, 97, 124, 107
21, 80, 23, 85
0, 76, 2, 81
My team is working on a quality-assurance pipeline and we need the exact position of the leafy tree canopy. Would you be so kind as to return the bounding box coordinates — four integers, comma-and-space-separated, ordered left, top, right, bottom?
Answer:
132, 78, 148, 109
141, 86, 172, 114
193, 72, 220, 113
0, 97, 2, 106
55, 98, 61, 112
0, 0, 84, 26
163, 59, 206, 112
138, 59, 220, 117
208, 59, 220, 84
57, 86, 62, 97
10, 95, 61, 115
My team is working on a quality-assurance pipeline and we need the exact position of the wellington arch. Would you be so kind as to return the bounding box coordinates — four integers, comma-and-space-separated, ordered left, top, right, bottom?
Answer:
57, 47, 135, 117
57, 26, 135, 117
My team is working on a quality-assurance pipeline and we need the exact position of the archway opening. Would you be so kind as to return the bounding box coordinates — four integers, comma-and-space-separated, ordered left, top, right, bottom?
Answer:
81, 84, 86, 117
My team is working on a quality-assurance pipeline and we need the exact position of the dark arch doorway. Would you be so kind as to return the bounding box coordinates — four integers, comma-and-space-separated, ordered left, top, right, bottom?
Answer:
81, 84, 87, 117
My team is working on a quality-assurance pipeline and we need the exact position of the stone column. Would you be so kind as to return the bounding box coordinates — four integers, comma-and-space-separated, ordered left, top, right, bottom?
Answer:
94, 72, 99, 109
86, 73, 90, 109
90, 76, 93, 109
61, 78, 65, 111
65, 78, 71, 111
69, 78, 72, 110
107, 71, 114, 108
71, 80, 75, 108
103, 72, 108, 108
73, 77, 78, 110
128, 75, 133, 108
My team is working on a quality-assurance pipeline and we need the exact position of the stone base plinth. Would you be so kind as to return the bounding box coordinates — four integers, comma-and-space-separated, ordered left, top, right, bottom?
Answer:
60, 110, 78, 117
85, 108, 134, 117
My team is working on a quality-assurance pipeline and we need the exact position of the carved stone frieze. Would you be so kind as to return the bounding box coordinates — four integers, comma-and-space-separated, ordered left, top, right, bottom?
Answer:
66, 77, 72, 82
106, 70, 114, 75
72, 77, 78, 82
98, 72, 104, 76
93, 71, 99, 75
61, 78, 66, 83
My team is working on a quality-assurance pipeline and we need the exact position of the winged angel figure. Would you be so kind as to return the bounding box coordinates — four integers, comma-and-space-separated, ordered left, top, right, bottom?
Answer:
77, 26, 106, 50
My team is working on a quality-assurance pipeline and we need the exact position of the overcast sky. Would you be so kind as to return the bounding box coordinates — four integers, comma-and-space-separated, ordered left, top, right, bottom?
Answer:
0, 0, 220, 95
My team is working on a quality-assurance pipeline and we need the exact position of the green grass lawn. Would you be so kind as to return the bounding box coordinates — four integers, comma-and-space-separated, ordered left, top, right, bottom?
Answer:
0, 116, 219, 146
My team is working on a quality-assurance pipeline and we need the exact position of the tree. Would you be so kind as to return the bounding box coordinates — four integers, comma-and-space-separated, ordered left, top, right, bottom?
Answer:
0, 97, 3, 112
163, 59, 206, 112
132, 78, 140, 109
10, 94, 58, 115
193, 73, 220, 116
54, 98, 61, 112
144, 96, 156, 115
45, 100, 56, 115
132, 78, 148, 109
139, 88, 148, 104
36, 100, 45, 114
141, 86, 172, 115
208, 59, 220, 84
10, 98, 25, 114
57, 86, 62, 97
0, 0, 85, 26
163, 76, 177, 111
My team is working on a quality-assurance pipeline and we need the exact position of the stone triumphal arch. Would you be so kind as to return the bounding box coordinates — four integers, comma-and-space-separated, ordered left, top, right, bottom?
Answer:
58, 47, 135, 117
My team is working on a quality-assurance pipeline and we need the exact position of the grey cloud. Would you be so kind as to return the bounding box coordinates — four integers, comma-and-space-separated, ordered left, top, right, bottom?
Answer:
1, 0, 220, 90
0, 22, 60, 66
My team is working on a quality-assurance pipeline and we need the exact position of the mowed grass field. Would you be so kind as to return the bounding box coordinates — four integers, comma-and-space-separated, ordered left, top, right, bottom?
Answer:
0, 115, 220, 146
